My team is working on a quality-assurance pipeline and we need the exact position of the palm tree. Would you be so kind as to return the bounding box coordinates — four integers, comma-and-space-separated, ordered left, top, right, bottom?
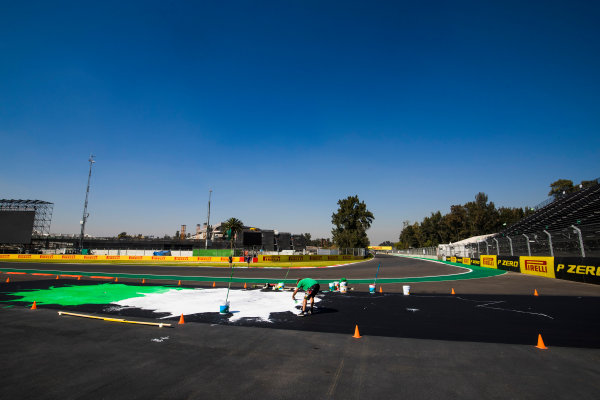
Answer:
221, 217, 244, 254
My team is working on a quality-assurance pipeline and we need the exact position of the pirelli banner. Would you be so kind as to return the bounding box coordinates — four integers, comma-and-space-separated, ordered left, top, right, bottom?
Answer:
519, 256, 555, 279
0, 254, 363, 264
480, 255, 497, 269
497, 256, 520, 272
554, 257, 600, 285
446, 253, 600, 285
258, 254, 362, 263
0, 254, 245, 262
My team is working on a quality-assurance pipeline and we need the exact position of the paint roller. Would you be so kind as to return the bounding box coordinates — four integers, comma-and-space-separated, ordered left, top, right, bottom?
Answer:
224, 263, 236, 306
373, 262, 381, 287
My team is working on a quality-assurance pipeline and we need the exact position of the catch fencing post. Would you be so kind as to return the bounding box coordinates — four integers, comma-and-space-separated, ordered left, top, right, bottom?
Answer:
484, 240, 490, 255
507, 236, 514, 256
543, 230, 554, 257
571, 225, 586, 258
493, 238, 500, 256
523, 234, 531, 256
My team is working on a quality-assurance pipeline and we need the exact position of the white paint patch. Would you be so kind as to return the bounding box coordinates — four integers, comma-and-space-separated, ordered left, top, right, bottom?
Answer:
103, 305, 125, 312
406, 308, 419, 312
113, 288, 320, 322
151, 336, 170, 342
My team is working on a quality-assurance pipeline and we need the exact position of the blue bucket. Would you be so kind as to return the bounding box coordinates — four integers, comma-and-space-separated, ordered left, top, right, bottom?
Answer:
219, 303, 230, 314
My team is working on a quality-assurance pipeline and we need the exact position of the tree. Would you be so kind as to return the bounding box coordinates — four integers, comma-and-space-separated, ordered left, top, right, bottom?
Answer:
302, 233, 312, 245
549, 179, 575, 198
331, 195, 374, 248
397, 223, 420, 249
221, 217, 244, 252
580, 180, 597, 189
117, 232, 128, 239
379, 241, 394, 247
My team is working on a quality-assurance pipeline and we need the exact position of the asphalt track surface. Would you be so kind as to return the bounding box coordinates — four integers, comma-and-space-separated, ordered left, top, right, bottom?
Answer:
1, 254, 599, 399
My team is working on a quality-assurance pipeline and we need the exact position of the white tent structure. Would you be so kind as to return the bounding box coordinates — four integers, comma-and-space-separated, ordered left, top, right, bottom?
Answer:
437, 233, 495, 259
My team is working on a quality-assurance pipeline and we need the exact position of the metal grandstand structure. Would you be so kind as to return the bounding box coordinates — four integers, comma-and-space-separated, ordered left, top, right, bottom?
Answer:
467, 182, 600, 258
0, 199, 54, 237
402, 180, 600, 259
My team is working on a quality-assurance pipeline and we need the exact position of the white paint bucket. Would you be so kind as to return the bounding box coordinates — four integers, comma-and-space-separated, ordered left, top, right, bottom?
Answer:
328, 282, 335, 291
369, 284, 376, 294
340, 281, 347, 293
276, 282, 284, 290
333, 281, 339, 291
403, 285, 410, 295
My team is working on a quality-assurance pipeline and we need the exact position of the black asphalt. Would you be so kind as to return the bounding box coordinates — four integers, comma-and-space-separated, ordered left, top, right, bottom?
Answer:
0, 254, 463, 281
1, 254, 599, 399
1, 306, 599, 400
2, 278, 599, 349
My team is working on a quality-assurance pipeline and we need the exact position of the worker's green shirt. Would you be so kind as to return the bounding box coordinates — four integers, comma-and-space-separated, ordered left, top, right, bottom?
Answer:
297, 278, 318, 291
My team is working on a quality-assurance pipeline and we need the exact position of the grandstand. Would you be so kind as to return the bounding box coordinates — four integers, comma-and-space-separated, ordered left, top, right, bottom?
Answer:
424, 181, 600, 259
500, 181, 600, 235
472, 180, 600, 258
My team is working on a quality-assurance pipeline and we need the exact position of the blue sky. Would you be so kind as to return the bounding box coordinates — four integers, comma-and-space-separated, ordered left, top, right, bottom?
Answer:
1, 1, 598, 244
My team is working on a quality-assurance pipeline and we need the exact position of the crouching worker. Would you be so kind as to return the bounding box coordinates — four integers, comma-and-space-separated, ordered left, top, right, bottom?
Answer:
292, 278, 320, 317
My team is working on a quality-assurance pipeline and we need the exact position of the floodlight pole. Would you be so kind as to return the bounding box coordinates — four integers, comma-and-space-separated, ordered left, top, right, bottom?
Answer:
79, 155, 95, 251
205, 189, 212, 249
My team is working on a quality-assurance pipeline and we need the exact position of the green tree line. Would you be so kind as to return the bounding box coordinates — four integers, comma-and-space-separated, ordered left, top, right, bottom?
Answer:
397, 192, 534, 249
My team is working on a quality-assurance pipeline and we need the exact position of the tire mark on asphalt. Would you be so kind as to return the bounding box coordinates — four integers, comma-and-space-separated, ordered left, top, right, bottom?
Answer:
328, 358, 345, 398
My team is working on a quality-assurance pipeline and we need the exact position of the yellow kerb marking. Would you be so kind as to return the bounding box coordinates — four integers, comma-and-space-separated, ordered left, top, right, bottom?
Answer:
57, 311, 171, 327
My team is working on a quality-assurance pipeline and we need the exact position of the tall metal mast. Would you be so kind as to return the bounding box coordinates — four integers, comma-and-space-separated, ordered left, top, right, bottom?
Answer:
79, 155, 95, 251
205, 189, 212, 249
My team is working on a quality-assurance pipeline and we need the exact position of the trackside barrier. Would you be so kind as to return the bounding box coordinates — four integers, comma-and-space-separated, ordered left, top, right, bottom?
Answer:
258, 255, 361, 262
0, 254, 364, 263
446, 256, 600, 285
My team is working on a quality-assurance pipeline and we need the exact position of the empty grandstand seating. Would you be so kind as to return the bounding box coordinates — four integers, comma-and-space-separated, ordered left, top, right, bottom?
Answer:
501, 182, 600, 235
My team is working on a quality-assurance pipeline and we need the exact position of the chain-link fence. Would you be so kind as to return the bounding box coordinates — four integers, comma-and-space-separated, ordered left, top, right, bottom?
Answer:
393, 223, 600, 259
463, 223, 599, 258
395, 247, 438, 256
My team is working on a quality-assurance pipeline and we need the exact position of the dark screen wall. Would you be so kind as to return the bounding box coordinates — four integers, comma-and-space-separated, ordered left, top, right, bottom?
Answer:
0, 211, 35, 244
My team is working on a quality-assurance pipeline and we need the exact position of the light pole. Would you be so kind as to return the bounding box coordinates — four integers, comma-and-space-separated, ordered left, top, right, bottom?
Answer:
79, 154, 95, 251
205, 189, 212, 249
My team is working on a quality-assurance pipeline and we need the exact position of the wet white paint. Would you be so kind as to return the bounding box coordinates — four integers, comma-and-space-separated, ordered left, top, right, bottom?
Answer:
151, 336, 170, 342
406, 308, 419, 312
114, 288, 320, 322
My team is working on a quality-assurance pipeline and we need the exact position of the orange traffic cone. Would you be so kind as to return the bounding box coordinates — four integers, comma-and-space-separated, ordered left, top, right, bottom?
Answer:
77, 276, 81, 281
5, 277, 9, 283
31, 301, 37, 310
379, 286, 383, 293
212, 282, 216, 287
56, 275, 59, 280
534, 289, 539, 296
353, 325, 362, 338
451, 288, 456, 295
244, 282, 247, 289
115, 277, 118, 282
142, 278, 145, 284
178, 280, 181, 286
178, 314, 185, 324
535, 334, 548, 349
